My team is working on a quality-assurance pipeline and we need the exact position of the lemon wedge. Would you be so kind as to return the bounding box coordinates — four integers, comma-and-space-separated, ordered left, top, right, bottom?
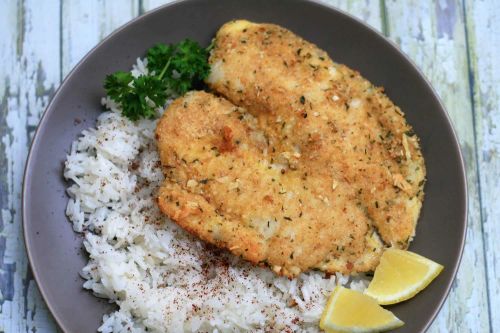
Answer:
364, 249, 444, 305
320, 286, 404, 333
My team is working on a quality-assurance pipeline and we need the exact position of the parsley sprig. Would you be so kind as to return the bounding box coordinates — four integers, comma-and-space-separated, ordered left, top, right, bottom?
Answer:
104, 39, 210, 121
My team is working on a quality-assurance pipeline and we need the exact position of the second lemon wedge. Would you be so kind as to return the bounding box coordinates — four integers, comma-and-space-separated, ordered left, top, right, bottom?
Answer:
364, 249, 444, 305
320, 286, 404, 333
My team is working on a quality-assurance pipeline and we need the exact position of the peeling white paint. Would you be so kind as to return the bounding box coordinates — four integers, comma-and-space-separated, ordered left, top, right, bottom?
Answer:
0, 0, 496, 332
0, 0, 61, 331
466, 0, 500, 330
385, 1, 490, 332
62, 1, 139, 77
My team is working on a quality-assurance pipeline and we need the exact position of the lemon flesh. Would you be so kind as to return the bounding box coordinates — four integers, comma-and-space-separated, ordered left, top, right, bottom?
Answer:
320, 286, 404, 333
364, 249, 444, 305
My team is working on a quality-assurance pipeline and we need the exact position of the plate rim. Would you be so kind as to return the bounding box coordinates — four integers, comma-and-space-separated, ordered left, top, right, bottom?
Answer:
22, 0, 468, 331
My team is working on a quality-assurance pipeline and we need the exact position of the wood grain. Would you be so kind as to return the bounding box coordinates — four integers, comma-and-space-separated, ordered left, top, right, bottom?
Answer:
61, 0, 139, 77
0, 0, 61, 332
141, 0, 383, 32
321, 0, 383, 32
384, 1, 490, 332
465, 0, 499, 330
0, 0, 496, 332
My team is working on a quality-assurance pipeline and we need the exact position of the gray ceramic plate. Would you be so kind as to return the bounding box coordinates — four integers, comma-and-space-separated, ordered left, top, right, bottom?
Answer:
23, 0, 467, 332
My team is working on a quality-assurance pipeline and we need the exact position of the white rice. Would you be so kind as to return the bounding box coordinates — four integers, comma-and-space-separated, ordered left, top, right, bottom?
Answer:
64, 58, 369, 333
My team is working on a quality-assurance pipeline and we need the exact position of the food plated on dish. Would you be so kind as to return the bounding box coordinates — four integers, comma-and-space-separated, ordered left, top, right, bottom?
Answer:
62, 20, 442, 332
22, 1, 467, 332
158, 20, 426, 277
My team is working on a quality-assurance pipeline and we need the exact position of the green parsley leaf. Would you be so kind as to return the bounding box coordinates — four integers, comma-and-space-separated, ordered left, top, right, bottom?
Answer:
147, 39, 210, 95
104, 71, 134, 99
104, 73, 166, 121
146, 43, 175, 76
104, 38, 210, 121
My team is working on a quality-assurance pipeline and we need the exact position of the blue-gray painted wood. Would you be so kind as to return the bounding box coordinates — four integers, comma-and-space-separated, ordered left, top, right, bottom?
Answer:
0, 0, 496, 331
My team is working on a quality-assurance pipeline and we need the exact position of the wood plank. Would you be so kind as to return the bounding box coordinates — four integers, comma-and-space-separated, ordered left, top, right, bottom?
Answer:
320, 0, 383, 32
141, 0, 383, 33
465, 0, 499, 330
0, 0, 61, 332
0, 0, 491, 332
141, 0, 175, 12
383, 1, 490, 332
61, 0, 140, 77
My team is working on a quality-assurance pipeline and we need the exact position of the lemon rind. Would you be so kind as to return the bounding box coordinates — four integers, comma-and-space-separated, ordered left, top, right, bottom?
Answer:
321, 286, 405, 333
324, 318, 404, 333
364, 250, 444, 305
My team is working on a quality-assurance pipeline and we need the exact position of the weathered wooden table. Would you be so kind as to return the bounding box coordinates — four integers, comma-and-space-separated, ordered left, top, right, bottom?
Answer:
0, 0, 497, 332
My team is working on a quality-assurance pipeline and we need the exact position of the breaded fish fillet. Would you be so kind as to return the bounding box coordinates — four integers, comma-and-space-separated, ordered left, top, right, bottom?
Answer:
156, 91, 384, 277
206, 20, 425, 249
